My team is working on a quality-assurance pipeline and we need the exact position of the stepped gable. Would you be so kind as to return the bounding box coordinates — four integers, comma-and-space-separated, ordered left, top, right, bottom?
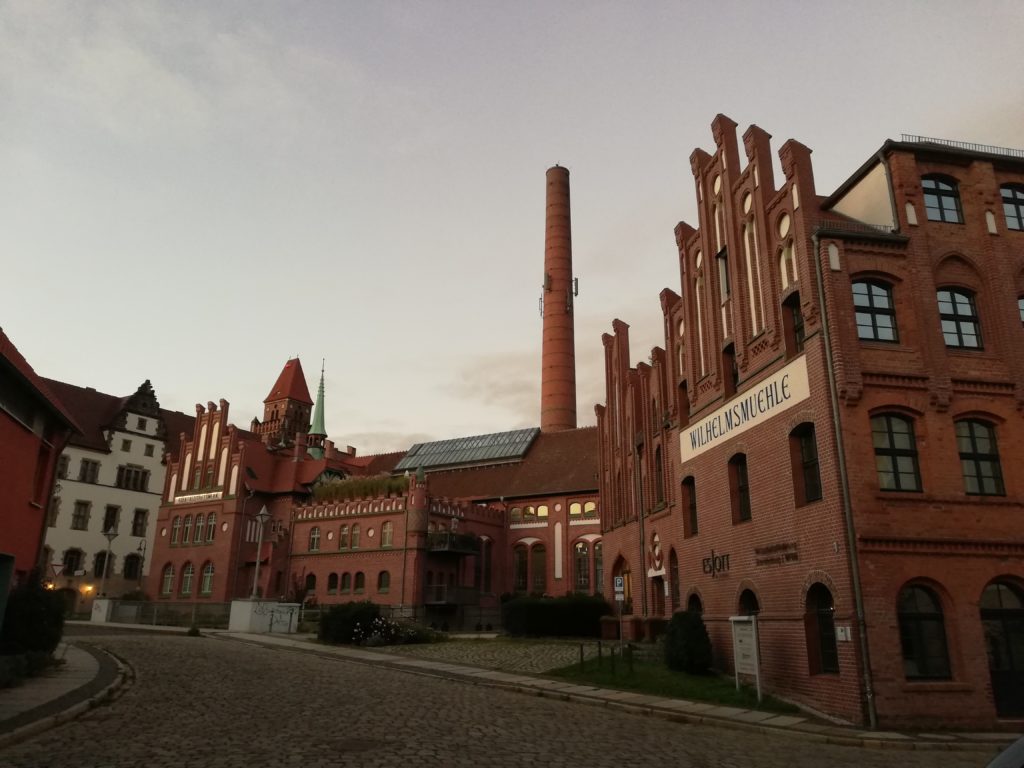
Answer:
264, 357, 313, 405
0, 330, 78, 431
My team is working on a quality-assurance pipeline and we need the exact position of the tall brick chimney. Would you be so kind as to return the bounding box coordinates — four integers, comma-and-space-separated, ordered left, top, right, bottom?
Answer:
540, 165, 577, 432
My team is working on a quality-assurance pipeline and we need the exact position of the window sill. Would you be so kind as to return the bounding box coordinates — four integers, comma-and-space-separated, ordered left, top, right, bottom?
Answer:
901, 681, 969, 693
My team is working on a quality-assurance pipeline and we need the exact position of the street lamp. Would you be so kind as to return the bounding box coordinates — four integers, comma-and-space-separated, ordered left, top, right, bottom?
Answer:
98, 529, 118, 597
250, 505, 271, 599
136, 539, 147, 587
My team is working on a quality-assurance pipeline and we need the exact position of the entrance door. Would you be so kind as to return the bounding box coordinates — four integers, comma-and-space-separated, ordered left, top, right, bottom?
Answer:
980, 581, 1024, 717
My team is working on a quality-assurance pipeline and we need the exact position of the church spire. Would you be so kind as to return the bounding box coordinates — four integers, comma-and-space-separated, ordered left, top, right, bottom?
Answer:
307, 360, 327, 459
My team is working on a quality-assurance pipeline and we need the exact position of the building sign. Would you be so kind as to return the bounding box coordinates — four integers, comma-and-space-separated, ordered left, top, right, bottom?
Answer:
174, 491, 223, 505
701, 549, 730, 578
754, 542, 799, 567
729, 615, 762, 702
680, 356, 810, 463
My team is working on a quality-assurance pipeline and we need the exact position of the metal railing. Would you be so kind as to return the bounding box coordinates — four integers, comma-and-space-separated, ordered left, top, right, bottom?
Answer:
109, 600, 232, 629
426, 532, 480, 554
901, 134, 1024, 159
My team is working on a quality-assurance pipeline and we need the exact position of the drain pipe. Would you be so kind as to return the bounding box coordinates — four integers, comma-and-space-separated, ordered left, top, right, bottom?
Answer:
811, 230, 878, 730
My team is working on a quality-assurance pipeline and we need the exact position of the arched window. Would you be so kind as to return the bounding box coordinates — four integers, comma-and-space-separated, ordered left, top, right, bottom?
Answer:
161, 564, 174, 595
937, 288, 981, 349
852, 280, 898, 342
338, 524, 349, 549
380, 521, 393, 548
955, 419, 1005, 496
180, 562, 194, 596
377, 571, 390, 593
182, 515, 193, 544
200, 562, 214, 595
669, 549, 680, 612
790, 423, 822, 505
1003, 184, 1024, 230
779, 242, 796, 289
354, 572, 365, 593
193, 515, 204, 544
573, 541, 590, 592
123, 554, 142, 581
583, 501, 597, 518
206, 513, 216, 542
654, 447, 665, 504
513, 545, 528, 593
805, 583, 839, 674
569, 502, 582, 517
531, 544, 547, 594
304, 573, 316, 592
682, 476, 697, 537
351, 524, 361, 549
510, 507, 522, 522
782, 292, 804, 359
922, 175, 963, 223
729, 454, 751, 523
537, 505, 549, 517
327, 573, 338, 594
340, 572, 351, 592
309, 527, 321, 552
523, 506, 536, 521
171, 516, 181, 544
871, 413, 922, 491
898, 585, 951, 680
739, 589, 760, 616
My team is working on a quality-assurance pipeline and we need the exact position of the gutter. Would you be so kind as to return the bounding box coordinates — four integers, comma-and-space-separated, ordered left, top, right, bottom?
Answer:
811, 230, 878, 730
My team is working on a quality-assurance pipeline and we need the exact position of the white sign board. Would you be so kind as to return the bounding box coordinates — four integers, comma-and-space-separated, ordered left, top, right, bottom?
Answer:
681, 356, 810, 463
729, 615, 762, 702
613, 575, 625, 602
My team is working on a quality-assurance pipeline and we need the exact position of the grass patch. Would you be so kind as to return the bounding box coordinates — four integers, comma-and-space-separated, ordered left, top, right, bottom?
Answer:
548, 655, 799, 714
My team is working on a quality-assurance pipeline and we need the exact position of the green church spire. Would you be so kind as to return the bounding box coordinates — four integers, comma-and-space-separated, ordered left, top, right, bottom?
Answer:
308, 360, 327, 459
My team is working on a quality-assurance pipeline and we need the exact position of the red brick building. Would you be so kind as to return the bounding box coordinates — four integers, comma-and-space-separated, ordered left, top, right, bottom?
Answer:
0, 328, 78, 583
596, 116, 1024, 728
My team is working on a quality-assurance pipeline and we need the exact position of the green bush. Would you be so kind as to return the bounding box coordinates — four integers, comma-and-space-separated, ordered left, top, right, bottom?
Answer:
1, 572, 65, 656
318, 601, 382, 644
664, 610, 712, 674
502, 594, 612, 637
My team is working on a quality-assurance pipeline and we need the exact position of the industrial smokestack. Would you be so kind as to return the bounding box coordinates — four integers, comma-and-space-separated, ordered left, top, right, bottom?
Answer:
540, 165, 577, 433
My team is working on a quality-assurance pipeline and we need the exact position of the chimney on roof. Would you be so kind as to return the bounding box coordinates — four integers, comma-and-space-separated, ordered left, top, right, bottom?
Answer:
346, 445, 357, 457
540, 165, 577, 433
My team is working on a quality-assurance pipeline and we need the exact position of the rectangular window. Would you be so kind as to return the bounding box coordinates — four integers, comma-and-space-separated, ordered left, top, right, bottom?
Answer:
102, 505, 120, 534
116, 465, 150, 492
132, 509, 148, 537
137, 417, 147, 430
121, 439, 132, 452
730, 455, 752, 523
57, 455, 70, 479
144, 444, 155, 457
682, 477, 697, 537
71, 500, 91, 530
78, 459, 100, 484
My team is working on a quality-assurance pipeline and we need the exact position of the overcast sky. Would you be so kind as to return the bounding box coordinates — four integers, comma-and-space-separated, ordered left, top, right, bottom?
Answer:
3, 1, 1022, 454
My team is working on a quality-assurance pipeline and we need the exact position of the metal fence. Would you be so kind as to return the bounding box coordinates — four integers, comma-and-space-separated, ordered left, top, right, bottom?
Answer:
109, 600, 232, 629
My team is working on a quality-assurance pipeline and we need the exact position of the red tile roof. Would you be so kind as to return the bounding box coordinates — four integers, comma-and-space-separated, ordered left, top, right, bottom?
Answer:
0, 328, 79, 431
425, 426, 599, 501
264, 358, 313, 405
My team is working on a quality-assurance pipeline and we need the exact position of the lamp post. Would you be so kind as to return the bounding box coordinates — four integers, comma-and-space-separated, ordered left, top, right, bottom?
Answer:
250, 505, 271, 599
136, 539, 147, 588
98, 529, 118, 597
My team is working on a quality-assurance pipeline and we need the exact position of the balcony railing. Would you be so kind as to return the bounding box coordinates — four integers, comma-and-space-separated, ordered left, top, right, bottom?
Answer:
426, 532, 480, 555
901, 134, 1024, 160
423, 585, 480, 605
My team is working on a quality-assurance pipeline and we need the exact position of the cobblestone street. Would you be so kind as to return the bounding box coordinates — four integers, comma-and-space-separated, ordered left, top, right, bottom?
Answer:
0, 631, 986, 768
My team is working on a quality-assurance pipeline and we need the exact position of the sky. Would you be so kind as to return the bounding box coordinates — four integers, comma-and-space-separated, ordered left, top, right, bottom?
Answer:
3, 1, 1023, 455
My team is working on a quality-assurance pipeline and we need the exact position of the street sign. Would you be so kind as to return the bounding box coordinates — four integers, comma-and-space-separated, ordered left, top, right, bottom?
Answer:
613, 575, 625, 601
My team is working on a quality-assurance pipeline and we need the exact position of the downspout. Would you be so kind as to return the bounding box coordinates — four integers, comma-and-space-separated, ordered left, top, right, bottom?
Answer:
634, 436, 648, 619
811, 230, 878, 729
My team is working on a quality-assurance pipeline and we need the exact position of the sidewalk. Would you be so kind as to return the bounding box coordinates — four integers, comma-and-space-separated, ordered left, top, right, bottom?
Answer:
0, 623, 1019, 755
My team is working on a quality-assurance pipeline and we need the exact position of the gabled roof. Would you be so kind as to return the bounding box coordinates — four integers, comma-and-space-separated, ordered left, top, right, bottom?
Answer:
264, 358, 313, 405
394, 428, 539, 473
0, 328, 78, 431
421, 426, 599, 501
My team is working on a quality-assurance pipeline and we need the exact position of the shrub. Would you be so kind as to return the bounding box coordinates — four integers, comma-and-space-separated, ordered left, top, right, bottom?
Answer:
502, 594, 612, 637
1, 572, 64, 656
664, 610, 713, 674
318, 601, 382, 644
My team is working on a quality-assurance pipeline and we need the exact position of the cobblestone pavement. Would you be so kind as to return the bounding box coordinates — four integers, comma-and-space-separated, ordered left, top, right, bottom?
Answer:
0, 632, 984, 768
374, 637, 600, 674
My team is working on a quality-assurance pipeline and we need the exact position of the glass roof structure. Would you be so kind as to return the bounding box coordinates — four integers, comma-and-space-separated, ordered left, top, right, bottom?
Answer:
394, 427, 539, 472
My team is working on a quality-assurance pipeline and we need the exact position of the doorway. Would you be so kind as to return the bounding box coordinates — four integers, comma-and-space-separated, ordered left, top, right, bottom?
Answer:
981, 580, 1024, 717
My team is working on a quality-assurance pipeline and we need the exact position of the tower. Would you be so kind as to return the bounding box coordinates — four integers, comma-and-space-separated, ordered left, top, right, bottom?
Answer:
540, 165, 578, 432
250, 358, 313, 446
307, 362, 327, 459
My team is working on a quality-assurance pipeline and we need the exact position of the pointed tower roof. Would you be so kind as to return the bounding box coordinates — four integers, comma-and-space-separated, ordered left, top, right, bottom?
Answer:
264, 358, 313, 405
307, 364, 327, 460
